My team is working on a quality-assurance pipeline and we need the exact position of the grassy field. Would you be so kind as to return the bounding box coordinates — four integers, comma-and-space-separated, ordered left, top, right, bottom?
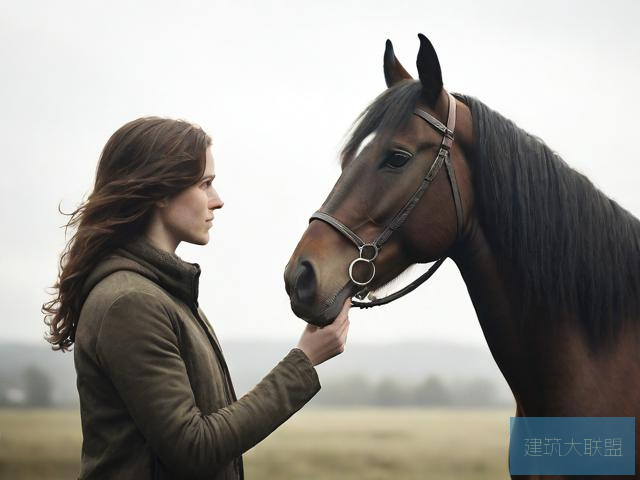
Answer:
0, 408, 512, 479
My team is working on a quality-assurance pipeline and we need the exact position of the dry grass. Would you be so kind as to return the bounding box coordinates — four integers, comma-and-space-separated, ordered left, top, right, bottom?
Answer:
0, 408, 512, 479
0, 409, 82, 480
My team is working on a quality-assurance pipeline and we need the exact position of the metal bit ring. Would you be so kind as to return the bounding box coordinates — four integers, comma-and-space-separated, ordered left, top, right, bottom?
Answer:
349, 257, 376, 286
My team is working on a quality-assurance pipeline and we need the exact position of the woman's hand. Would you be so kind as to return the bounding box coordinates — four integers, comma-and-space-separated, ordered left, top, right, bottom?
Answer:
296, 299, 351, 367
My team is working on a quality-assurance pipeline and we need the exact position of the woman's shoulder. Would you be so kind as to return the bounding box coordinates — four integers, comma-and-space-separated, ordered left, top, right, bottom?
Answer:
81, 255, 176, 319
77, 269, 176, 344
92, 269, 165, 300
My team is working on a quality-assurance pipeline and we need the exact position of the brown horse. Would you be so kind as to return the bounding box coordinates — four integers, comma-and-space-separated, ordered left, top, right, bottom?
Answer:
284, 34, 640, 478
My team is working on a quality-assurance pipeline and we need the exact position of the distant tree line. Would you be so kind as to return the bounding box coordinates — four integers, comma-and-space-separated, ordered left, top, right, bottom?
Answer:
0, 367, 507, 408
313, 374, 507, 407
0, 365, 53, 407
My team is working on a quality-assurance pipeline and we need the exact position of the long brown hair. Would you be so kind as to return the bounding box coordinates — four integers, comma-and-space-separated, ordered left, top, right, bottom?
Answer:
43, 117, 212, 351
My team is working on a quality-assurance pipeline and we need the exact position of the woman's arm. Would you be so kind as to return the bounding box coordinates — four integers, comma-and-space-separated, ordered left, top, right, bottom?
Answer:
94, 291, 325, 479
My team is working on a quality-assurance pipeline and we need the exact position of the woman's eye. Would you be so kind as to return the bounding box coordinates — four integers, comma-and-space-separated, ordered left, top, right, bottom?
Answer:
383, 150, 412, 169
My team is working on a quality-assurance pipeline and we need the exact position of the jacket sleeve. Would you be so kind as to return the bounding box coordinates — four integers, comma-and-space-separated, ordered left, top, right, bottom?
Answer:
95, 290, 320, 479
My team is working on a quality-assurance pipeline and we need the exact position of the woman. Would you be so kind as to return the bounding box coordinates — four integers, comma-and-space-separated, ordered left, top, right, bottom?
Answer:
42, 117, 350, 480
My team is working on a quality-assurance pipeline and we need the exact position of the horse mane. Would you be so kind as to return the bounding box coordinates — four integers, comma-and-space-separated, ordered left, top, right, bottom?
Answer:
460, 94, 640, 345
342, 81, 640, 346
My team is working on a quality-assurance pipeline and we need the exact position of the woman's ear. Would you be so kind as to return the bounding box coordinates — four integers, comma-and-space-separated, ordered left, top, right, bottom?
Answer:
155, 198, 169, 208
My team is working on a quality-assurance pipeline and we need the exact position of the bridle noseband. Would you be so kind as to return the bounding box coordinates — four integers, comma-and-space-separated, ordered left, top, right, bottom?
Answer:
309, 92, 464, 308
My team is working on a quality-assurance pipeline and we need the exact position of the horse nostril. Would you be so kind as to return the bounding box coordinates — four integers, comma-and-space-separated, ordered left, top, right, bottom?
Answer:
294, 260, 317, 305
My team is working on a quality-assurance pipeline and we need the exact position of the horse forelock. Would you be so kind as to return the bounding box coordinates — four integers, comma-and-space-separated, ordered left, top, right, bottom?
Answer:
341, 80, 424, 168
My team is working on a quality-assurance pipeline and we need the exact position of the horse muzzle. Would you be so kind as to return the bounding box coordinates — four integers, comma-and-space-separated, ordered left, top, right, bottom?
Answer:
284, 258, 353, 326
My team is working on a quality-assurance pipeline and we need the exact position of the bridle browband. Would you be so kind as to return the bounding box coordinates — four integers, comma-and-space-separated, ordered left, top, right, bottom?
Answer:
309, 92, 464, 308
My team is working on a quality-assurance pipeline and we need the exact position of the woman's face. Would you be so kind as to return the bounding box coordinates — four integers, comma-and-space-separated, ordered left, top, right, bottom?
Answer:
158, 148, 224, 247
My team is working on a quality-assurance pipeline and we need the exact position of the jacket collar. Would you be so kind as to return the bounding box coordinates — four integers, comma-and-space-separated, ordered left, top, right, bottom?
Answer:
84, 236, 201, 308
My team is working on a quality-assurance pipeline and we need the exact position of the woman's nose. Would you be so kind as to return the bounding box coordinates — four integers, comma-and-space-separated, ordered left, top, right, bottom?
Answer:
209, 190, 224, 210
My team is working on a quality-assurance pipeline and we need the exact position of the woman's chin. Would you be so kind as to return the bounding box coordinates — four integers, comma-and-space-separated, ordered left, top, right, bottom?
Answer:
183, 233, 209, 246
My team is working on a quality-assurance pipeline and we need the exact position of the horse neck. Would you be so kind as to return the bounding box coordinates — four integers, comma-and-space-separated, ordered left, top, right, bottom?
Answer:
451, 217, 640, 416
449, 219, 528, 388
451, 219, 570, 415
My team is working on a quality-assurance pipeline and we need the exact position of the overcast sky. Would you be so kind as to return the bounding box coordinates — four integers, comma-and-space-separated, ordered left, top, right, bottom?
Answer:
1, 0, 638, 347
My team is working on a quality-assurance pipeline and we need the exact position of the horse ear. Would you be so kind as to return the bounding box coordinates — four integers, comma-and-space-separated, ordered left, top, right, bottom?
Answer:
416, 33, 443, 107
384, 39, 412, 87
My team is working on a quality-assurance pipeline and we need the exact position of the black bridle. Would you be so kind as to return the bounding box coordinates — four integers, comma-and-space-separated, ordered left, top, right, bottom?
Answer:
309, 92, 464, 308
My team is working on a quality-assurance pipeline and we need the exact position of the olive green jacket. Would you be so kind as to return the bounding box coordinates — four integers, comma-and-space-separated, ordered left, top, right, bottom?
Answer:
74, 237, 320, 479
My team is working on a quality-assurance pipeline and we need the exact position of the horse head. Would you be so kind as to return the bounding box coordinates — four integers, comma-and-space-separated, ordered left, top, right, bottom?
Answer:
284, 34, 474, 326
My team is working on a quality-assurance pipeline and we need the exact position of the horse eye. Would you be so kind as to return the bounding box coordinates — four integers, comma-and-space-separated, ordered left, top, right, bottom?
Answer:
384, 150, 412, 169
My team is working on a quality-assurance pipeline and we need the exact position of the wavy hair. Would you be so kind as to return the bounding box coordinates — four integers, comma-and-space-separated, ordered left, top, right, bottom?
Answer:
43, 117, 211, 351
